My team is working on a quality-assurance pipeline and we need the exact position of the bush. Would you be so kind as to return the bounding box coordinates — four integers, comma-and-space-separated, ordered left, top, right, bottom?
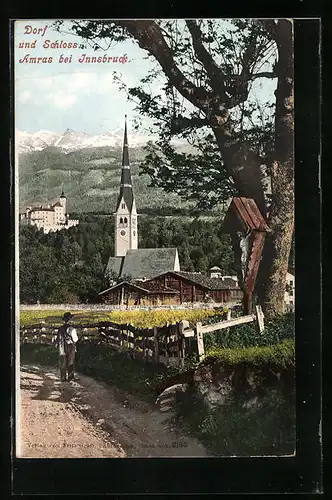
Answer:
174, 386, 296, 456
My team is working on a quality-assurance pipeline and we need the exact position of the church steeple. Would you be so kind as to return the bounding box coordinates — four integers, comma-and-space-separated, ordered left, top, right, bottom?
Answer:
122, 114, 130, 166
114, 116, 138, 257
116, 115, 134, 212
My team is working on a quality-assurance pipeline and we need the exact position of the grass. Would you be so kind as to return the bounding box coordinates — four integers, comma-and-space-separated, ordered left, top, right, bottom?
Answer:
206, 338, 295, 369
20, 308, 225, 329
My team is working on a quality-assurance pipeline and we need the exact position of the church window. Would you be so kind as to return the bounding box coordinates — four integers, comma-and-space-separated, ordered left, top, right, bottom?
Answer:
124, 217, 128, 224
133, 230, 136, 236
120, 217, 123, 224
121, 203, 126, 209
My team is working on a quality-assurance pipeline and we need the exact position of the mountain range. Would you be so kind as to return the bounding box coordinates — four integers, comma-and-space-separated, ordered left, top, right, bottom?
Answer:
15, 128, 188, 154
16, 128, 199, 215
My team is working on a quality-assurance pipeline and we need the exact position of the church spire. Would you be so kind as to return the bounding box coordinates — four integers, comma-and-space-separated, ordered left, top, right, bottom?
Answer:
116, 115, 134, 212
122, 114, 129, 166
114, 115, 138, 258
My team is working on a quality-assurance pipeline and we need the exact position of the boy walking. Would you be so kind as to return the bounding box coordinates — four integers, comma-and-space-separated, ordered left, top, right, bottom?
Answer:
55, 312, 79, 381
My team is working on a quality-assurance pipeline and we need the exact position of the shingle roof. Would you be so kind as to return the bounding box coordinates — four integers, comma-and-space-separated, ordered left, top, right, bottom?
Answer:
156, 271, 238, 290
98, 279, 179, 296
138, 280, 179, 293
119, 248, 179, 280
98, 281, 149, 296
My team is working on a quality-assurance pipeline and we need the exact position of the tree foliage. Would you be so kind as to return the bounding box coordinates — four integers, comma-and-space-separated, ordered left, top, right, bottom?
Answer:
19, 215, 235, 304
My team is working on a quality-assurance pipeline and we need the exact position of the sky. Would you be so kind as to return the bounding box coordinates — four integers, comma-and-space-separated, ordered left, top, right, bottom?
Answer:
14, 19, 277, 136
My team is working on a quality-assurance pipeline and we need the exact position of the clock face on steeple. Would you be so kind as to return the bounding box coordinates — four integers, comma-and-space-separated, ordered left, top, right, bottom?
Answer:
120, 229, 127, 237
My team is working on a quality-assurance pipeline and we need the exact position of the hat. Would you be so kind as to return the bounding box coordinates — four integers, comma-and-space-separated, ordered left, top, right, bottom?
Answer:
63, 312, 73, 322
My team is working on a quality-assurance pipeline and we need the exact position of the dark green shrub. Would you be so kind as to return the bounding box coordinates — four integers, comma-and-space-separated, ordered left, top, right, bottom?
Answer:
174, 386, 296, 456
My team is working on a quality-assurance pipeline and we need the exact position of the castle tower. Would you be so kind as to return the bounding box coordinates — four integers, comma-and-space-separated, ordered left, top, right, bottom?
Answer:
59, 190, 66, 210
114, 116, 138, 257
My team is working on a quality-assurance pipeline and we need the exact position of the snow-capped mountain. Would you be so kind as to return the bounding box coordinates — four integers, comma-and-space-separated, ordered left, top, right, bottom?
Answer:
16, 129, 62, 153
15, 128, 189, 154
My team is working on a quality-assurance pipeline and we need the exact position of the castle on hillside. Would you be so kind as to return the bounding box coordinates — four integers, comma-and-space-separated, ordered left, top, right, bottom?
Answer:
19, 191, 79, 234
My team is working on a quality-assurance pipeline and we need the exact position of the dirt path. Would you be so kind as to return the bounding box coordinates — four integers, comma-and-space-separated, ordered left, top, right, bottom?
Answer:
18, 364, 207, 458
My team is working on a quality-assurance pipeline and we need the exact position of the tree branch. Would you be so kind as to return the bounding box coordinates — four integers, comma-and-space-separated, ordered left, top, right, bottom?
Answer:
170, 115, 210, 134
185, 20, 230, 105
230, 71, 276, 80
113, 20, 219, 116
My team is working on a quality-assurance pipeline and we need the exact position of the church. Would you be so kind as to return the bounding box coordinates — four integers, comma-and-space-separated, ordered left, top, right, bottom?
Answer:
104, 115, 181, 283
99, 117, 242, 307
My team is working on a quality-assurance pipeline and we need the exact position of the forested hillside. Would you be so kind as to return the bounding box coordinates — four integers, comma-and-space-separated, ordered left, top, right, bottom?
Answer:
19, 215, 235, 304
18, 145, 202, 215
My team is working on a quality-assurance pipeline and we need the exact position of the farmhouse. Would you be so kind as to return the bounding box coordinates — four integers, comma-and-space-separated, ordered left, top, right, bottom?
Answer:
99, 270, 242, 307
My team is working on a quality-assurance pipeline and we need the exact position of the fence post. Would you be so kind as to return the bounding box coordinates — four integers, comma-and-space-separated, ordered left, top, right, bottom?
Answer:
178, 321, 186, 367
255, 305, 265, 334
153, 326, 159, 363
126, 324, 130, 350
195, 322, 205, 362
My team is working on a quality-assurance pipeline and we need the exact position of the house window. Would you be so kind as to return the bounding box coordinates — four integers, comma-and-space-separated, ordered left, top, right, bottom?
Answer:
290, 290, 293, 296
289, 280, 293, 286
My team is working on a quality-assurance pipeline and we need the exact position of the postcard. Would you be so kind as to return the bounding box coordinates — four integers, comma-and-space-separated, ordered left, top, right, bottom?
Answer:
14, 18, 297, 462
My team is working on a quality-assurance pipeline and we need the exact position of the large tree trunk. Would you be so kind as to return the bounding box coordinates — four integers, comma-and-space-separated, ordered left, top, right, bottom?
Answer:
108, 19, 294, 319
257, 20, 294, 319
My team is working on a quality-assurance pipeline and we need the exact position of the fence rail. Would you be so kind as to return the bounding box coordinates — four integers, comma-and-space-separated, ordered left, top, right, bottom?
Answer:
20, 306, 264, 366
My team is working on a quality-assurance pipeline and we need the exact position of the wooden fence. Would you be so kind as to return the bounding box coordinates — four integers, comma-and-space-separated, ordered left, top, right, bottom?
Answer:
20, 306, 264, 366
20, 320, 186, 366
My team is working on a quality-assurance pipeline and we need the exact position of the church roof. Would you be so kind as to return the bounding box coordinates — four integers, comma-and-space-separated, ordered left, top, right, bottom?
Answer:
105, 256, 124, 278
115, 115, 134, 212
121, 248, 179, 280
105, 248, 179, 281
